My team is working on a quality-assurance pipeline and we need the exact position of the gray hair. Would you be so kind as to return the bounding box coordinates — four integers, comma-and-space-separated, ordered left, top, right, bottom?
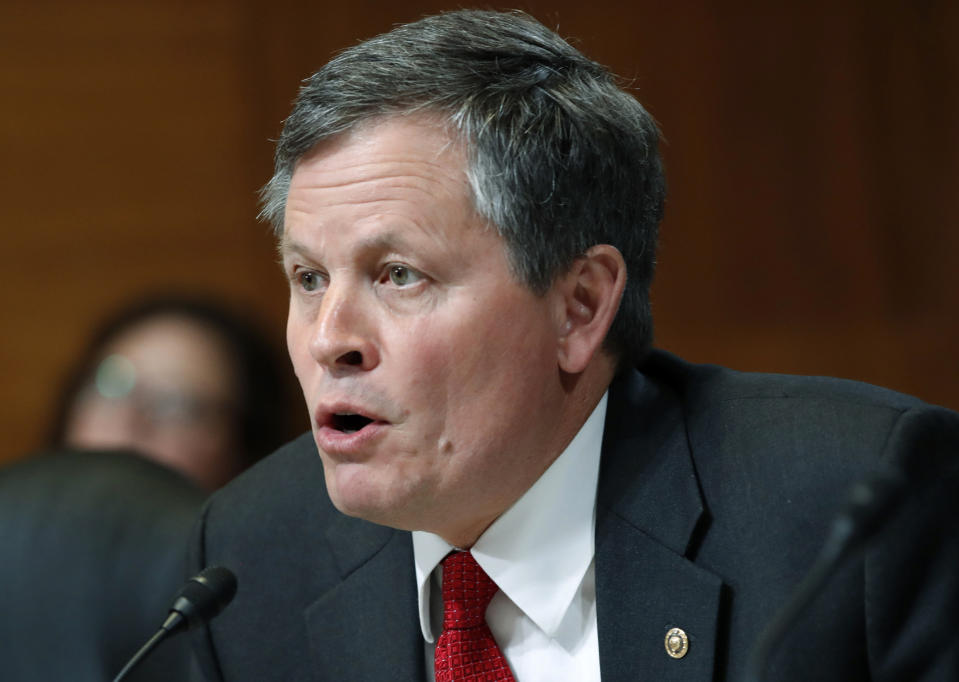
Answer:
260, 9, 665, 365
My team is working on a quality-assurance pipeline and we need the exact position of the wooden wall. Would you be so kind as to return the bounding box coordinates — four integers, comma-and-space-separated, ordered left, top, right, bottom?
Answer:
1, 0, 956, 463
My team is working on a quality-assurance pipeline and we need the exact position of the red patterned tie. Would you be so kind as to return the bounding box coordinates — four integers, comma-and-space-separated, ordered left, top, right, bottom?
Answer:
434, 551, 516, 681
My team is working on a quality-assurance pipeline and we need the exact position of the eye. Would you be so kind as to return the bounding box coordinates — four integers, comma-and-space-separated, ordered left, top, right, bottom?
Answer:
297, 270, 321, 292
387, 264, 423, 287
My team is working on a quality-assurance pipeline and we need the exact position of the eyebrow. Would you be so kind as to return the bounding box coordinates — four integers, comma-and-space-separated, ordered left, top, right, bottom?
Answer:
278, 230, 421, 263
278, 236, 310, 259
276, 237, 313, 269
355, 231, 418, 255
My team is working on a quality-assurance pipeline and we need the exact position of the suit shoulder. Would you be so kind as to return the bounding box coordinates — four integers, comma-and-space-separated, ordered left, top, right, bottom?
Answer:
221, 432, 323, 495
201, 432, 336, 538
636, 349, 959, 486
642, 349, 928, 415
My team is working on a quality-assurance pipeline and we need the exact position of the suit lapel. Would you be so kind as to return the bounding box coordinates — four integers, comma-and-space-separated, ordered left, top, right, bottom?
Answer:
595, 370, 723, 682
304, 513, 425, 681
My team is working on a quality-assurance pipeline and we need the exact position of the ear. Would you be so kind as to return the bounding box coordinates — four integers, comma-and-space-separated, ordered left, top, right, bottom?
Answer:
554, 244, 627, 374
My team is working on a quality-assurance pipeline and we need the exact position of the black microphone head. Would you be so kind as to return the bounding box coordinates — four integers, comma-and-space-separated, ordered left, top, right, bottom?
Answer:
169, 566, 237, 630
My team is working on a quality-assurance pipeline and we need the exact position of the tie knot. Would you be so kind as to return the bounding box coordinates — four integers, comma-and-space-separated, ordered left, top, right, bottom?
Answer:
440, 551, 499, 630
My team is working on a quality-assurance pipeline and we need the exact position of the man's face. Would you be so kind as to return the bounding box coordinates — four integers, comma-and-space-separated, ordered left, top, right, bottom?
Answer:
281, 117, 572, 545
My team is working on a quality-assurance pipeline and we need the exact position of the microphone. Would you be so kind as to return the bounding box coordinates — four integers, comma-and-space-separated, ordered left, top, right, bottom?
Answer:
113, 566, 237, 682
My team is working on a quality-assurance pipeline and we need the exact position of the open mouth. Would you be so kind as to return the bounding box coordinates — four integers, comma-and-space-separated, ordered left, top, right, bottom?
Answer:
330, 412, 375, 434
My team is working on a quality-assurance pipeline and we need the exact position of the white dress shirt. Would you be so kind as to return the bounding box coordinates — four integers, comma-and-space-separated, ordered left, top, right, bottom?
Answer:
413, 393, 607, 681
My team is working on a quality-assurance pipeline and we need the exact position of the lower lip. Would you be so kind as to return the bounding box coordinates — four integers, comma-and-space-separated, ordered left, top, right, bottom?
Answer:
314, 421, 390, 457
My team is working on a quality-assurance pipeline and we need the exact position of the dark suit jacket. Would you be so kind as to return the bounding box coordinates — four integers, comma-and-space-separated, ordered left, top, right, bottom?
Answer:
0, 449, 206, 682
188, 351, 959, 681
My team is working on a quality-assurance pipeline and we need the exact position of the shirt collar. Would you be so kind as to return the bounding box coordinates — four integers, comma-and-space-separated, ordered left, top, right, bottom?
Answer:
413, 392, 607, 642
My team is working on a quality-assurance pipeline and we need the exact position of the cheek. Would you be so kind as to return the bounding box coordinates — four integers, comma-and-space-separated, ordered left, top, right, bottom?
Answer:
286, 317, 312, 383
411, 309, 554, 425
397, 329, 454, 410
286, 308, 300, 359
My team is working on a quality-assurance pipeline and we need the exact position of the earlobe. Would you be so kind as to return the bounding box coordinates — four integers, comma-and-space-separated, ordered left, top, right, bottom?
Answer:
556, 245, 627, 374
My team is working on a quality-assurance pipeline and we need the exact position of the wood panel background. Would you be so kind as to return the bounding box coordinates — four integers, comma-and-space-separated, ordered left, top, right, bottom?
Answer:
1, 0, 956, 463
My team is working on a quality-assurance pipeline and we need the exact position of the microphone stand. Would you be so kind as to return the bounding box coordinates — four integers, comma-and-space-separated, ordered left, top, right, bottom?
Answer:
743, 405, 959, 682
742, 470, 906, 682
113, 611, 188, 682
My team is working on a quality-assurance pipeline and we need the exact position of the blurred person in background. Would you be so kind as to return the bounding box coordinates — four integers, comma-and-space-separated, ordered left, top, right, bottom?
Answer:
48, 294, 302, 491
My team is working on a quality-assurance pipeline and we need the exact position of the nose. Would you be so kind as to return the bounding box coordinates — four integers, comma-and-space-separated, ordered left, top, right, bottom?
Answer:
307, 281, 380, 374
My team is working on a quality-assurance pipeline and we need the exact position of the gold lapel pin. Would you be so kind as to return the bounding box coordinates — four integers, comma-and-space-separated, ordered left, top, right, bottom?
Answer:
665, 627, 689, 659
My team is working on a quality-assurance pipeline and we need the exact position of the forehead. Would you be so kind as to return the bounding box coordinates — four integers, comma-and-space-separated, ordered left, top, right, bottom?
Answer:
90, 315, 238, 401
288, 117, 469, 213
279, 115, 501, 266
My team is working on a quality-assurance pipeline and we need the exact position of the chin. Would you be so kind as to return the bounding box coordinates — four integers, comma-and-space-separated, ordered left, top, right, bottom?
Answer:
324, 465, 404, 527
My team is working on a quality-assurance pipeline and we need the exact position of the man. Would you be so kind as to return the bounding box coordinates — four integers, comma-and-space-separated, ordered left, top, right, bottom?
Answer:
188, 10, 958, 681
